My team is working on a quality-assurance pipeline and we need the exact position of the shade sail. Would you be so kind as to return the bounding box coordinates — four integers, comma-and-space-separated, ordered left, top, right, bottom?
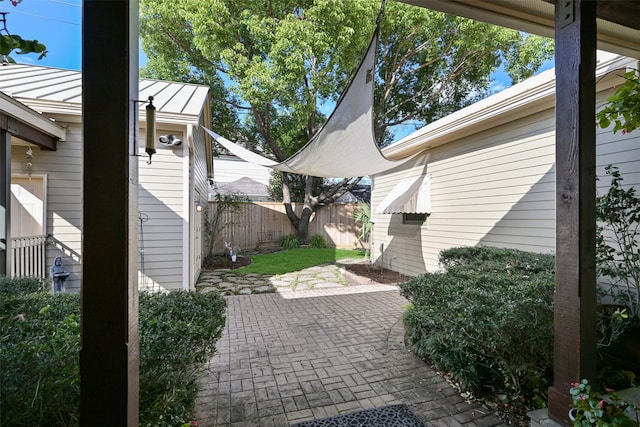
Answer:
376, 174, 431, 214
203, 28, 416, 179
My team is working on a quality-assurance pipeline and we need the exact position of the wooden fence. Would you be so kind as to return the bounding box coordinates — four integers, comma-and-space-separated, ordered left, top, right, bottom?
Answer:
208, 202, 363, 253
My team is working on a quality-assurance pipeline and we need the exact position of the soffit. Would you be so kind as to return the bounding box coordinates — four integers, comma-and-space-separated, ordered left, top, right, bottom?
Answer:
399, 0, 640, 58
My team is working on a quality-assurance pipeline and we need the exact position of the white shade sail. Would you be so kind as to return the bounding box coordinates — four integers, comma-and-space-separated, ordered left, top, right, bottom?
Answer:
204, 29, 416, 179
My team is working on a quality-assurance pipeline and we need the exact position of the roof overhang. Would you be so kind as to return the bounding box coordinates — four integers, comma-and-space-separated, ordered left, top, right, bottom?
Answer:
383, 53, 635, 159
399, 0, 640, 58
0, 91, 65, 150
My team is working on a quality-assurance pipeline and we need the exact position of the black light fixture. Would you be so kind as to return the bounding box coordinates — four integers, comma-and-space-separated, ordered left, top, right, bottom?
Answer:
134, 96, 156, 164
195, 200, 204, 212
144, 96, 156, 164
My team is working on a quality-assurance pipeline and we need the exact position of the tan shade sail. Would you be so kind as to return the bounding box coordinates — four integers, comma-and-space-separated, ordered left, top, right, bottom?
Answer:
376, 174, 431, 214
204, 29, 416, 179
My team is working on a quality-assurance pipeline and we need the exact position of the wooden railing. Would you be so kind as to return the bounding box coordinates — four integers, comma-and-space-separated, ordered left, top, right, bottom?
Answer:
10, 235, 48, 278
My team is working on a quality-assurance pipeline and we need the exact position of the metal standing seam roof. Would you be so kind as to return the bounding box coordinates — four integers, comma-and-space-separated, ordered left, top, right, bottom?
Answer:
0, 63, 209, 120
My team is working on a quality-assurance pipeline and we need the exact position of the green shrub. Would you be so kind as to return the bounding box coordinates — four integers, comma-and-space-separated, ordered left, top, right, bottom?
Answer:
0, 280, 226, 427
596, 165, 640, 319
0, 291, 81, 426
0, 275, 49, 294
308, 233, 327, 248
138, 291, 226, 426
400, 246, 555, 409
280, 233, 300, 250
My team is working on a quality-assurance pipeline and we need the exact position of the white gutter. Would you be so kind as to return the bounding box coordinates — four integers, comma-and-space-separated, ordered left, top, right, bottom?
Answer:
383, 53, 634, 159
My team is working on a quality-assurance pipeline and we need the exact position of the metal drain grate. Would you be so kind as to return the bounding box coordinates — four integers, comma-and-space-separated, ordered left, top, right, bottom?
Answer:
292, 404, 425, 427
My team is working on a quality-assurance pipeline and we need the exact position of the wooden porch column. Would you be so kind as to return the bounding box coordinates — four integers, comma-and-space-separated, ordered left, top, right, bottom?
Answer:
80, 0, 140, 425
548, 0, 597, 424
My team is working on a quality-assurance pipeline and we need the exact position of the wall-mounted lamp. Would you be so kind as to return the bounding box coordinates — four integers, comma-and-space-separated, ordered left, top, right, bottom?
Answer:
144, 97, 156, 164
134, 96, 156, 164
195, 200, 204, 212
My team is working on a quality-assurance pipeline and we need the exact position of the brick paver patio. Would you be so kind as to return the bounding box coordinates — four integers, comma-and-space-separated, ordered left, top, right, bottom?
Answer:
193, 272, 507, 427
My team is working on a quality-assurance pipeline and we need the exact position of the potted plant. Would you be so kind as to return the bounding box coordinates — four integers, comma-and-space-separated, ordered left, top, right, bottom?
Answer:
569, 379, 638, 426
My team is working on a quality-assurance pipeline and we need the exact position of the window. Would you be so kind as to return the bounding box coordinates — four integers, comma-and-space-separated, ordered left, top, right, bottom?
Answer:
402, 213, 427, 224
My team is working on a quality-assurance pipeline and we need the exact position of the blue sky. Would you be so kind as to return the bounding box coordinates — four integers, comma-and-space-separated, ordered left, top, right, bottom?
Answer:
0, 0, 82, 70
2, 1, 551, 78
3, 0, 552, 141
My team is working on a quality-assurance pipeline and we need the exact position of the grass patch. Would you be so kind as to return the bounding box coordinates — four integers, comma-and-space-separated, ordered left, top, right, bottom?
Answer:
238, 248, 365, 275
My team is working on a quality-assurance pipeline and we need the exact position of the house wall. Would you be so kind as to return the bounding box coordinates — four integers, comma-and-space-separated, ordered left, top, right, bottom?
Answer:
137, 125, 188, 291
371, 82, 640, 277
192, 115, 211, 287
10, 120, 83, 291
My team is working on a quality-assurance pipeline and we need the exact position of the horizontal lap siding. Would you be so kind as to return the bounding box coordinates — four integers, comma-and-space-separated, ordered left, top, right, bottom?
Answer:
11, 123, 83, 291
192, 119, 210, 287
373, 109, 557, 277
372, 85, 640, 278
138, 128, 186, 291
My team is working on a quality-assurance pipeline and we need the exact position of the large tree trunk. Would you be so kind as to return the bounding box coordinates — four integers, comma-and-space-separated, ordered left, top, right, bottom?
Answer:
281, 173, 318, 244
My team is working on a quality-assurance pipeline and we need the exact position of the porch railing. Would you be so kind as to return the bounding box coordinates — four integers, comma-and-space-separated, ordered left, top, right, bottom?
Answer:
10, 235, 48, 278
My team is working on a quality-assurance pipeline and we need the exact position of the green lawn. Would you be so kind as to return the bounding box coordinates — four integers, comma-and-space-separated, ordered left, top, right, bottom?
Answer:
237, 248, 365, 275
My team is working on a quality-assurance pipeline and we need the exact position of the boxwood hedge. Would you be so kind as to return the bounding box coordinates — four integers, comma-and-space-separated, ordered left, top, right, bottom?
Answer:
1, 277, 226, 427
400, 246, 555, 408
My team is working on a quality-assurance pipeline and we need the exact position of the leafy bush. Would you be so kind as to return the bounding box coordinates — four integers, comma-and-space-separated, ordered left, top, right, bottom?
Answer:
139, 291, 226, 426
0, 275, 49, 294
596, 165, 640, 319
1, 291, 81, 426
353, 201, 371, 243
1, 280, 226, 427
280, 233, 300, 250
400, 246, 555, 409
597, 69, 640, 135
308, 233, 327, 248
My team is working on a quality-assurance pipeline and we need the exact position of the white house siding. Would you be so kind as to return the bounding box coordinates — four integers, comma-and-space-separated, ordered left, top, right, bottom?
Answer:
10, 121, 83, 291
372, 65, 640, 278
138, 127, 187, 291
191, 117, 211, 288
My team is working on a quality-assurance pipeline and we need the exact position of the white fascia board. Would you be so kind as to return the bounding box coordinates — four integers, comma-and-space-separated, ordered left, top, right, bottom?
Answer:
384, 69, 557, 159
1, 93, 66, 139
383, 55, 636, 159
15, 99, 200, 127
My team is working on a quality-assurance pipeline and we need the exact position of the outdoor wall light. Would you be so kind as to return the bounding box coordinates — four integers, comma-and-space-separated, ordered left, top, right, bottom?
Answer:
133, 96, 156, 164
144, 96, 156, 164
195, 200, 204, 212
159, 134, 182, 147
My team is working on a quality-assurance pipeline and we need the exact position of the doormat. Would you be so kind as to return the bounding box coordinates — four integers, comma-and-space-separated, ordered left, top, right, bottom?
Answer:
292, 404, 425, 427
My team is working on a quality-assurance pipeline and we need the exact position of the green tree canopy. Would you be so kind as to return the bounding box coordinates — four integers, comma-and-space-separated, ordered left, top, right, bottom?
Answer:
140, 0, 553, 241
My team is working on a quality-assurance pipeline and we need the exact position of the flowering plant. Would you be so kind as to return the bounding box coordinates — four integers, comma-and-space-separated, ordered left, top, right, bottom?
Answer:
569, 379, 638, 426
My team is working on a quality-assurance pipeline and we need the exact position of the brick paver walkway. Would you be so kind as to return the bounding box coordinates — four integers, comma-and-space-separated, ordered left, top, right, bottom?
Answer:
193, 273, 507, 427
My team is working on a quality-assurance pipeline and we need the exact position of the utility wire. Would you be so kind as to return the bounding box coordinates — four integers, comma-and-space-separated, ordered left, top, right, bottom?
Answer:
0, 6, 79, 26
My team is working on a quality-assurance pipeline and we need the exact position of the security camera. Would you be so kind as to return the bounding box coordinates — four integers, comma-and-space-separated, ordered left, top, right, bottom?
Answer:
159, 134, 183, 147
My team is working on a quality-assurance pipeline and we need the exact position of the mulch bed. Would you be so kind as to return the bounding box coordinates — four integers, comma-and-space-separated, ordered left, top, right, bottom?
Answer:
202, 254, 252, 270
344, 261, 408, 284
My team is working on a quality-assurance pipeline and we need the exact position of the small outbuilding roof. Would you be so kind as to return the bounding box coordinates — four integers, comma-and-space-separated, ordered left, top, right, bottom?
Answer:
0, 64, 209, 123
213, 177, 269, 200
